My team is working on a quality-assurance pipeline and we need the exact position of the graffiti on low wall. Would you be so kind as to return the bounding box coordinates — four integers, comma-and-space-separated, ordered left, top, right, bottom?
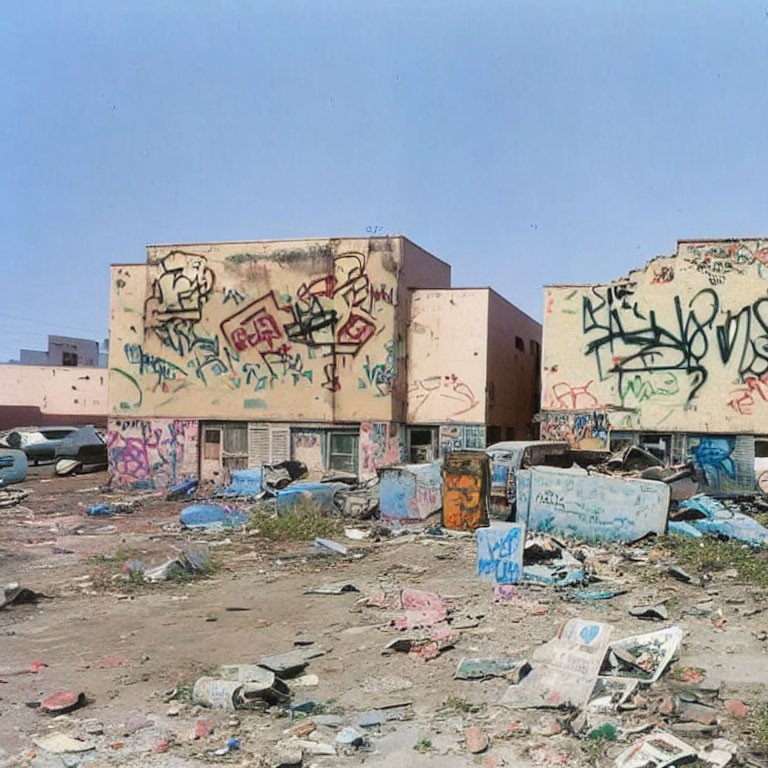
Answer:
539, 411, 611, 450
108, 418, 198, 489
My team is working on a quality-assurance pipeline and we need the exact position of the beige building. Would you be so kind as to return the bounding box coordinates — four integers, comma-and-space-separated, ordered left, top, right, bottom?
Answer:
407, 288, 541, 461
540, 237, 768, 492
107, 236, 541, 488
0, 364, 107, 430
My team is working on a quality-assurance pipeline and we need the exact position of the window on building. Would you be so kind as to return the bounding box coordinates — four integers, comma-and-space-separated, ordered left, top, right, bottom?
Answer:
486, 426, 502, 444
409, 427, 436, 463
505, 426, 516, 440
328, 432, 359, 474
62, 351, 78, 366
610, 431, 637, 454
529, 339, 540, 357
247, 424, 290, 466
755, 440, 768, 458
515, 336, 525, 351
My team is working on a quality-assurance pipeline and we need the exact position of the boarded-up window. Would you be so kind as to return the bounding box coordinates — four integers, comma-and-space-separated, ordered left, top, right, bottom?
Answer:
248, 424, 290, 466
223, 423, 248, 472
203, 428, 221, 460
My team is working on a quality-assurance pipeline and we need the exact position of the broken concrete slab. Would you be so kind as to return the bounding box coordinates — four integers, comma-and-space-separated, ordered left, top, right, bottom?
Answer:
516, 467, 669, 542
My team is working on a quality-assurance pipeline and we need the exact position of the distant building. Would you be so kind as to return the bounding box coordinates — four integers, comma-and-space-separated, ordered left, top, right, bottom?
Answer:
0, 365, 107, 430
540, 236, 768, 493
19, 335, 105, 368
107, 236, 542, 489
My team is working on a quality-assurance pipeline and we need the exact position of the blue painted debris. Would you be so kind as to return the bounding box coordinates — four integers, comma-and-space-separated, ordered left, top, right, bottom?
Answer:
572, 588, 627, 601
166, 478, 198, 500
523, 563, 586, 586
87, 502, 134, 516
668, 521, 703, 538
180, 503, 248, 530
216, 468, 264, 498
0, 449, 27, 486
516, 467, 669, 542
276, 482, 347, 516
671, 495, 768, 546
476, 523, 525, 584
379, 462, 443, 522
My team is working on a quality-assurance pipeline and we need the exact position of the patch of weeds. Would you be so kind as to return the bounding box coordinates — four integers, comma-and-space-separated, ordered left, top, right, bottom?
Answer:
86, 548, 131, 566
249, 499, 340, 541
311, 698, 345, 716
752, 701, 768, 753
107, 689, 120, 700
414, 738, 433, 752
581, 738, 606, 765
167, 683, 195, 703
666, 535, 768, 587
168, 556, 221, 583
442, 697, 484, 714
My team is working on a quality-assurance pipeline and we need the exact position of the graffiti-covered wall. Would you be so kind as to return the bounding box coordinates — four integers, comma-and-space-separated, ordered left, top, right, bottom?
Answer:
107, 418, 199, 489
110, 238, 449, 423
542, 238, 768, 439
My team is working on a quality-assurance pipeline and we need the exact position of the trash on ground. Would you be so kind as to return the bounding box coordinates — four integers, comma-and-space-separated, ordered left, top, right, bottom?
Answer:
454, 656, 531, 682
40, 690, 86, 714
464, 725, 489, 753
500, 618, 613, 709
670, 495, 768, 546
193, 673, 289, 710
143, 550, 211, 582
313, 537, 348, 556
613, 729, 696, 768
0, 582, 45, 610
277, 482, 348, 516
628, 603, 669, 621
87, 501, 136, 516
602, 626, 683, 684
304, 581, 358, 595
180, 503, 248, 530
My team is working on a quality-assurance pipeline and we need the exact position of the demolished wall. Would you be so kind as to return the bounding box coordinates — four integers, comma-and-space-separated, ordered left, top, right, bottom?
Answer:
541, 238, 768, 444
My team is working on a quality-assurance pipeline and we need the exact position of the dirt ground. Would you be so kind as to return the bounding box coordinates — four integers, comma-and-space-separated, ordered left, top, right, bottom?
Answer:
2, 468, 768, 767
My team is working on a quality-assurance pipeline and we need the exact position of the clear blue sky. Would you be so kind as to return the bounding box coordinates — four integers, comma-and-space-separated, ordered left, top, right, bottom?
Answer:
2, 1, 768, 359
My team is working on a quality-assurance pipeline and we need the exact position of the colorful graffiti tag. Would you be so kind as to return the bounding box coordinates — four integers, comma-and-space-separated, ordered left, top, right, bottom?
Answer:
108, 418, 199, 489
112, 240, 400, 417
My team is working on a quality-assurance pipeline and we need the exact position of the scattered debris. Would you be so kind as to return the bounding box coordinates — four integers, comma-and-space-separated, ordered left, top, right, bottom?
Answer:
613, 729, 696, 768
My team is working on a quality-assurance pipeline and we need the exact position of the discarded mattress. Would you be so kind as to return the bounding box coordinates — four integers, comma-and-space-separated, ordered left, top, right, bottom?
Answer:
179, 503, 248, 530
0, 448, 27, 486
379, 462, 442, 522
670, 494, 768, 546
516, 466, 669, 542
